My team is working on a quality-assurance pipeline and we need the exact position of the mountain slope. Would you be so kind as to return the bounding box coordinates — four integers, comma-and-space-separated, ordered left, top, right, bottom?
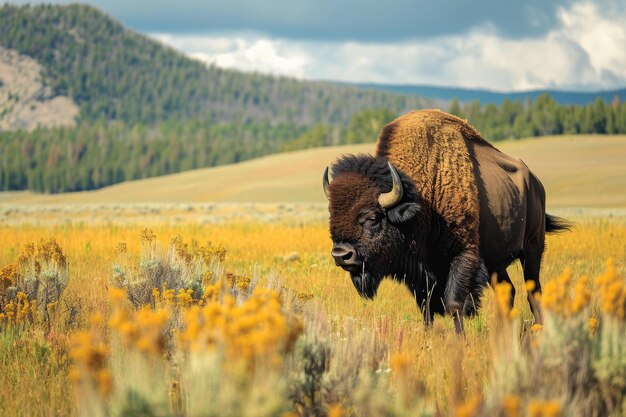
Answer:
0, 46, 78, 131
0, 4, 430, 127
6, 135, 626, 208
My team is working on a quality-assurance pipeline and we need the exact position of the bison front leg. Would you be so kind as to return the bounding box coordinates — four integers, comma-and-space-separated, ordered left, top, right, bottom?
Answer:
418, 275, 436, 328
408, 265, 439, 329
443, 250, 485, 334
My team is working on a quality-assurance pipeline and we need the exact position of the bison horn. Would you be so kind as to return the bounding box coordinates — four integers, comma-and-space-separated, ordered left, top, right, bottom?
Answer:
323, 166, 331, 199
378, 162, 403, 208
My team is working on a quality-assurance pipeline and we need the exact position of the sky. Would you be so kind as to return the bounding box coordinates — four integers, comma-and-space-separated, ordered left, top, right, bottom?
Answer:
5, 0, 626, 92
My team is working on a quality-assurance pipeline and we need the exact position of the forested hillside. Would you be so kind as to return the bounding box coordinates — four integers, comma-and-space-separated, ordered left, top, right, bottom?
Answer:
0, 4, 429, 126
0, 109, 393, 193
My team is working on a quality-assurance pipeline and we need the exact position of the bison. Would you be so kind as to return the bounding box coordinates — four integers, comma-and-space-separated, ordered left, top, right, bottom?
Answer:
323, 110, 568, 332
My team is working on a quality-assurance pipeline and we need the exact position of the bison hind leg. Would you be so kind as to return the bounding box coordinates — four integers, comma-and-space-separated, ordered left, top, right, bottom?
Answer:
521, 241, 545, 324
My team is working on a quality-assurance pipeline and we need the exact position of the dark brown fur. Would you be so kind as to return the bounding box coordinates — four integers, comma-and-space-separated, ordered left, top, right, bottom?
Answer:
327, 109, 568, 329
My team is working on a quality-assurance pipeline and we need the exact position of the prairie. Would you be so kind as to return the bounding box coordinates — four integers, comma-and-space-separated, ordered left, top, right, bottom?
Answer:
1, 136, 626, 417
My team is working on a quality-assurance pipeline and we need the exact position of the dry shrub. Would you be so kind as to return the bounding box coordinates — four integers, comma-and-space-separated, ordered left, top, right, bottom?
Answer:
479, 259, 626, 417
111, 229, 227, 307
0, 238, 69, 331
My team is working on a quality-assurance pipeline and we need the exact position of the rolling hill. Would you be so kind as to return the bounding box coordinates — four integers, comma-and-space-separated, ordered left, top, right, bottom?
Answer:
5, 135, 626, 208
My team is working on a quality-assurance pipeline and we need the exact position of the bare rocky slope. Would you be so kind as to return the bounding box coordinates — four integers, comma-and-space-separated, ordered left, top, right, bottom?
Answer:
0, 46, 78, 131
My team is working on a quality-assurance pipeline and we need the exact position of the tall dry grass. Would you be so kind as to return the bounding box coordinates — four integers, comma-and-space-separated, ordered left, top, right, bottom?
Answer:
0, 215, 625, 416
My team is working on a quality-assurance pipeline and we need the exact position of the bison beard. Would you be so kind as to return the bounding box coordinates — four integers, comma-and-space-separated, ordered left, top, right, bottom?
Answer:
351, 268, 377, 299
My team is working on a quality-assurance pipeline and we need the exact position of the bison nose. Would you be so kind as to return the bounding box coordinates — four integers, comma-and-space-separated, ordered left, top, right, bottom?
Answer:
331, 243, 359, 268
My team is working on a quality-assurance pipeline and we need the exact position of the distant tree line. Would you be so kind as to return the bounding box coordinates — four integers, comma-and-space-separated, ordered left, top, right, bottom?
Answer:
449, 94, 626, 141
2, 96, 626, 194
0, 121, 307, 193
278, 94, 626, 151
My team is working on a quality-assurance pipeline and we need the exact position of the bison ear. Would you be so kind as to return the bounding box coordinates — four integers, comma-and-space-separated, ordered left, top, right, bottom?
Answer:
387, 202, 420, 223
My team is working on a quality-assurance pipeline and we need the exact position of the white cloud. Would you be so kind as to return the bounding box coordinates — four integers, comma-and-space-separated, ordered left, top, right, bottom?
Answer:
152, 34, 309, 79
151, 0, 626, 91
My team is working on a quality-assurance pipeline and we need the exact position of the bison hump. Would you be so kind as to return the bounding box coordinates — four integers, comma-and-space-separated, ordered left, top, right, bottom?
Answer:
375, 109, 483, 250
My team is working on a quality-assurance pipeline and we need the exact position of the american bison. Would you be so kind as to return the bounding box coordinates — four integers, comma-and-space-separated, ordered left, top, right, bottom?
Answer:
323, 110, 568, 332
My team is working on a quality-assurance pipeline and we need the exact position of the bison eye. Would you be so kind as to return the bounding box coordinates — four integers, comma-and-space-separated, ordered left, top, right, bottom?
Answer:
358, 211, 382, 228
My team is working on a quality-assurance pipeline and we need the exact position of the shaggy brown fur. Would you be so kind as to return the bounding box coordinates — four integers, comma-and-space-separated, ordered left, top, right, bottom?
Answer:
376, 109, 487, 253
329, 172, 382, 242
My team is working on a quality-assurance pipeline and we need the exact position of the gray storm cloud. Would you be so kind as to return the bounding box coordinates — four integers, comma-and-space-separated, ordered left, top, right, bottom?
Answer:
4, 0, 625, 91
5, 0, 577, 41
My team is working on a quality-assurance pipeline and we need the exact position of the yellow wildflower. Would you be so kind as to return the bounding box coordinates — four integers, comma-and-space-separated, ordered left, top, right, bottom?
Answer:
588, 317, 599, 334
109, 287, 126, 303
596, 259, 626, 320
454, 395, 482, 417
203, 282, 221, 301
176, 288, 194, 307
328, 404, 344, 417
296, 292, 314, 302
0, 264, 19, 291
140, 228, 156, 243
570, 276, 591, 315
494, 281, 513, 318
96, 369, 112, 396
389, 352, 411, 376
235, 275, 251, 292
542, 269, 571, 316
528, 399, 561, 417
113, 242, 127, 256
69, 329, 111, 398
502, 394, 520, 417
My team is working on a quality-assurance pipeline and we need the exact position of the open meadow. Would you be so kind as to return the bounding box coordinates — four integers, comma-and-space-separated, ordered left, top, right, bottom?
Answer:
1, 135, 626, 417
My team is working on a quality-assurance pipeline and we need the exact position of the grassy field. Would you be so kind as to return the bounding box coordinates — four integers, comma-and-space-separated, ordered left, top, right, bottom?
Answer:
1, 136, 626, 416
4, 134, 626, 207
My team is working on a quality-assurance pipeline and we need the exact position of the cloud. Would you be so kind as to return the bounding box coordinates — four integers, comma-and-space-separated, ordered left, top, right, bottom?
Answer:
5, 0, 575, 41
152, 0, 626, 91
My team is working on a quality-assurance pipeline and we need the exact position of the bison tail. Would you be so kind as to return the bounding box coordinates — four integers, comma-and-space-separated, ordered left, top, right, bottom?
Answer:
545, 214, 572, 233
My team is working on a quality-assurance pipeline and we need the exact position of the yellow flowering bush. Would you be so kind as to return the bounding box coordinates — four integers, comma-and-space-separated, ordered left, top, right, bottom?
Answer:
70, 276, 306, 417
0, 291, 37, 329
178, 288, 303, 364
111, 230, 227, 307
0, 238, 69, 330
596, 259, 626, 320
541, 268, 591, 318
485, 261, 626, 417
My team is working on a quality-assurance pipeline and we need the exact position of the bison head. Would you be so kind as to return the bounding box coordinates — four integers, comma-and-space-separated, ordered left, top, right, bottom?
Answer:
324, 155, 421, 299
